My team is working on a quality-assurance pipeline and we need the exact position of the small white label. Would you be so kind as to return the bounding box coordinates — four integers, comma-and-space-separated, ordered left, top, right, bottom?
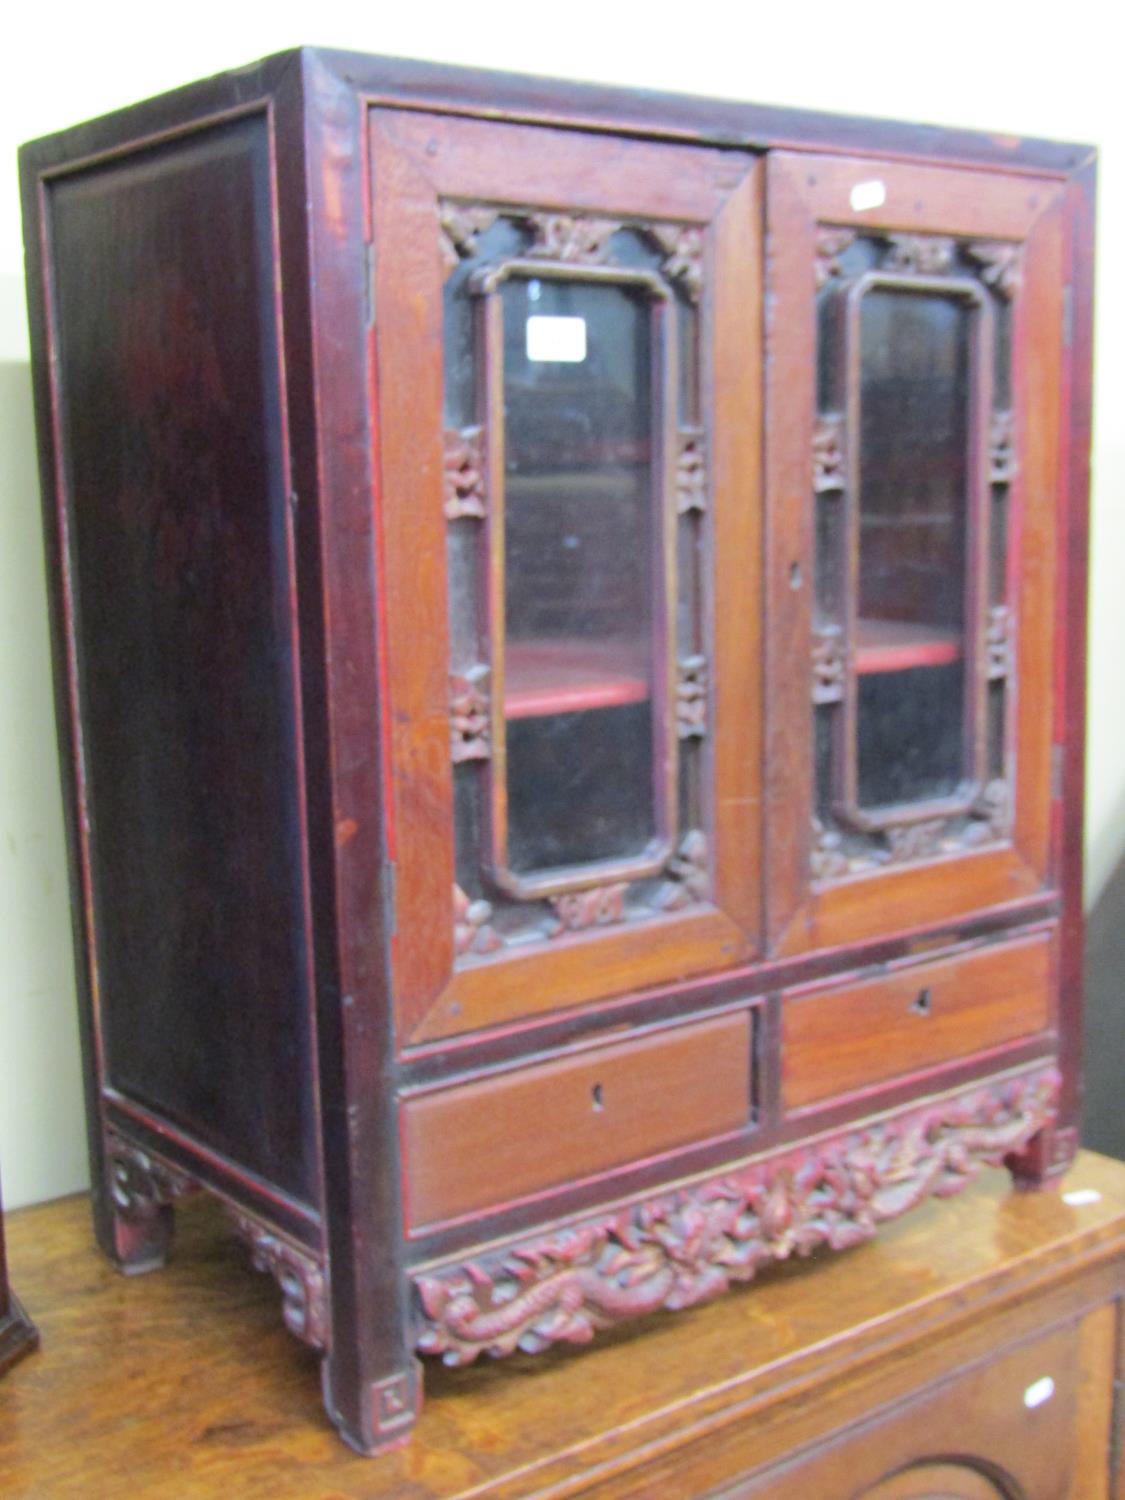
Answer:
526, 315, 587, 363
1023, 1376, 1055, 1409
1063, 1188, 1102, 1207
849, 179, 887, 212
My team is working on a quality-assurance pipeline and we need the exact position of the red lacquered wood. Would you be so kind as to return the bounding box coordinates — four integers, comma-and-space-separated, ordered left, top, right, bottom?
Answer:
504, 640, 649, 718
854, 618, 962, 674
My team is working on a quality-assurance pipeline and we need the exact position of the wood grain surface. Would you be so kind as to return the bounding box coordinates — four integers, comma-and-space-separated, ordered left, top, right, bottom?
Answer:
2, 1152, 1124, 1498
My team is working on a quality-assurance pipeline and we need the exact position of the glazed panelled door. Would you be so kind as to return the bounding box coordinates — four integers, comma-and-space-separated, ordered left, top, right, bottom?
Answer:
369, 112, 763, 1044
766, 154, 1067, 954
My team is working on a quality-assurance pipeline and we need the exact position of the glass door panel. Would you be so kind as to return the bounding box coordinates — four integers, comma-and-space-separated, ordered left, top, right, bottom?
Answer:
811, 235, 1009, 875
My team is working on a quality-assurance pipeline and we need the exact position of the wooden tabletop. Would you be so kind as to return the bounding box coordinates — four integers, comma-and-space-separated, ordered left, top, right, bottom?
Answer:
3, 1151, 1125, 1499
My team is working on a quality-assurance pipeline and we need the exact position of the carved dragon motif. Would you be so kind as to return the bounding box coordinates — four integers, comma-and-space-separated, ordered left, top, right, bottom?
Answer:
415, 1066, 1060, 1365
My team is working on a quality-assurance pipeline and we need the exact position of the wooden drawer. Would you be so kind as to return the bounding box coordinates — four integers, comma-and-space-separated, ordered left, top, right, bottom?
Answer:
782, 930, 1053, 1113
403, 1011, 753, 1230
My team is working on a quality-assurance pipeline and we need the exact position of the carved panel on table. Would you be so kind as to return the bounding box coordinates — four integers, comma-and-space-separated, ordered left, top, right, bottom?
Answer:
414, 1066, 1060, 1365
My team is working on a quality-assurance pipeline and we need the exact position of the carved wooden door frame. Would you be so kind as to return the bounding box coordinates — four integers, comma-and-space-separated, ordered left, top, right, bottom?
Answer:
765, 152, 1067, 956
368, 109, 763, 1046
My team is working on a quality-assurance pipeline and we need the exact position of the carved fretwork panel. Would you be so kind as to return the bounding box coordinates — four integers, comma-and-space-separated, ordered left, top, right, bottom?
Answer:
450, 665, 490, 763
440, 197, 714, 964
813, 415, 845, 494
105, 1132, 196, 1219
443, 426, 486, 520
414, 1066, 1059, 1365
677, 428, 706, 513
814, 227, 857, 289
812, 628, 845, 705
228, 1210, 330, 1352
966, 240, 1023, 298
676, 655, 707, 738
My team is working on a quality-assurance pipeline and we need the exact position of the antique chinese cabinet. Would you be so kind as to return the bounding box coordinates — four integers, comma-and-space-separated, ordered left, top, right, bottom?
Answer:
19, 49, 1095, 1455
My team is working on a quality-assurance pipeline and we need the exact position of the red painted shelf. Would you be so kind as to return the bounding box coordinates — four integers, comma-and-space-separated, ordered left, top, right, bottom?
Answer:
504, 640, 649, 719
855, 619, 963, 675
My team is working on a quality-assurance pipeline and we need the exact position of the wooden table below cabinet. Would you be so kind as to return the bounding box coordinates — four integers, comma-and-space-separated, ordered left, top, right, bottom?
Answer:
1, 1151, 1124, 1498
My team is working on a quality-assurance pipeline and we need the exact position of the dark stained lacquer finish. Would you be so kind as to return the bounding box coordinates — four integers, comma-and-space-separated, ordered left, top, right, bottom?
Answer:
19, 47, 1095, 1453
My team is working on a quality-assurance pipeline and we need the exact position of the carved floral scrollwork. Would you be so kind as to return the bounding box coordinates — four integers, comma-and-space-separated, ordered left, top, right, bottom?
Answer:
106, 1132, 195, 1219
228, 1210, 330, 1352
813, 415, 846, 494
812, 627, 845, 705
524, 213, 618, 264
814, 228, 857, 290
414, 1066, 1060, 1365
973, 778, 1011, 840
986, 605, 1012, 680
451, 665, 490, 763
883, 234, 956, 275
439, 204, 500, 274
965, 240, 1023, 299
676, 655, 707, 739
454, 883, 503, 959
990, 411, 1017, 485
443, 426, 486, 521
549, 883, 629, 937
646, 224, 705, 302
677, 428, 707, 514
655, 829, 709, 911
885, 819, 947, 863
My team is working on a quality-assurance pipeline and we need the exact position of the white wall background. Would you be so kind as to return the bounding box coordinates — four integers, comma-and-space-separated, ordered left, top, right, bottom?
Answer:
0, 0, 1120, 1208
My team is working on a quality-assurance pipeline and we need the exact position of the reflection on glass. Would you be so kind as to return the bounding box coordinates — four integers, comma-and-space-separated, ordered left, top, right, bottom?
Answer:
500, 273, 658, 877
855, 287, 971, 810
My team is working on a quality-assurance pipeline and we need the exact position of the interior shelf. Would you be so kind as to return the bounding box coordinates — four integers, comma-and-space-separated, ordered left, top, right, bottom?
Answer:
504, 639, 650, 719
855, 619, 963, 675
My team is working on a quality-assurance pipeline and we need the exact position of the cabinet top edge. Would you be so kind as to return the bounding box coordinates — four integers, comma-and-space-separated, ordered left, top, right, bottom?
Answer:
18, 43, 1096, 183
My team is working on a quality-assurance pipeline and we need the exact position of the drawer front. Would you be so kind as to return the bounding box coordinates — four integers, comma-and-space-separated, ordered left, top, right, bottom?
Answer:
403, 1011, 752, 1230
782, 930, 1053, 1113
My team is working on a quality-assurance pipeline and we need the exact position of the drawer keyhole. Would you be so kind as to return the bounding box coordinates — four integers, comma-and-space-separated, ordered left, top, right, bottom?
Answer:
910, 987, 933, 1017
591, 1082, 604, 1111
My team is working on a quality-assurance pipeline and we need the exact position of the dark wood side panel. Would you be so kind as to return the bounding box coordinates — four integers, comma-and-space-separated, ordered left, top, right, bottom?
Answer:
783, 929, 1054, 1112
403, 1010, 752, 1229
39, 114, 318, 1206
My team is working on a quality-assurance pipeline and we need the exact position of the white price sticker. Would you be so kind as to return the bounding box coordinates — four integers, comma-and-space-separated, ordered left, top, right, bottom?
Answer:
526, 315, 587, 363
849, 179, 887, 212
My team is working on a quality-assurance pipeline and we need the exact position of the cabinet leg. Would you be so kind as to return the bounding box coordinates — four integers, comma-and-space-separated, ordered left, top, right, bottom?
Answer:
96, 1132, 194, 1274
321, 1355, 423, 1456
1005, 1122, 1080, 1191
